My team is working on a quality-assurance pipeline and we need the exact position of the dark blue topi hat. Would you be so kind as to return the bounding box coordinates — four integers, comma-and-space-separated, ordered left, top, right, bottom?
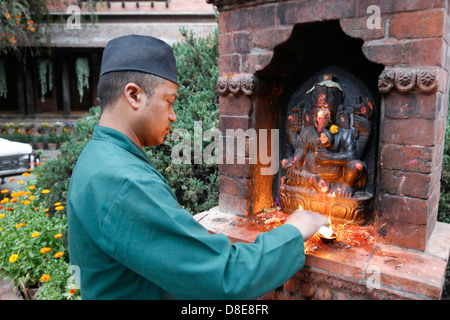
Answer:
100, 34, 178, 84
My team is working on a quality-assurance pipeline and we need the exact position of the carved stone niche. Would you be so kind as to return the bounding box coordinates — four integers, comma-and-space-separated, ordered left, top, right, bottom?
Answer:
279, 66, 379, 225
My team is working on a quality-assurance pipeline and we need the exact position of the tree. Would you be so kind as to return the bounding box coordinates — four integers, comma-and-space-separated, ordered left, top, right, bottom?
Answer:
0, 0, 48, 56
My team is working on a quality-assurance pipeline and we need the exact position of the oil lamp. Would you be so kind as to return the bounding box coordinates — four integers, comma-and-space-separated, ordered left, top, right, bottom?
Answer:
317, 214, 337, 243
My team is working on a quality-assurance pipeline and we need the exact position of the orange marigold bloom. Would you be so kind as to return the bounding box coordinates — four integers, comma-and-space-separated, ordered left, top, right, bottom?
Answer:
4, 12, 10, 19
0, 198, 8, 204
15, 223, 25, 228
0, 214, 5, 218
40, 274, 50, 282
31, 232, 40, 238
69, 289, 77, 295
54, 251, 64, 259
40, 247, 51, 254
54, 233, 63, 239
9, 254, 19, 263
8, 178, 15, 182
28, 185, 35, 190
10, 198, 17, 204
55, 206, 64, 211
0, 189, 9, 194
42, 189, 50, 194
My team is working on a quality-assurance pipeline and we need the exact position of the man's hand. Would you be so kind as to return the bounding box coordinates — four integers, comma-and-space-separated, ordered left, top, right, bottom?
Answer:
285, 210, 329, 241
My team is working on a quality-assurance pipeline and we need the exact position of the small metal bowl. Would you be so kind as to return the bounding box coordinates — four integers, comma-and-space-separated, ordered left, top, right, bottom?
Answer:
317, 231, 338, 243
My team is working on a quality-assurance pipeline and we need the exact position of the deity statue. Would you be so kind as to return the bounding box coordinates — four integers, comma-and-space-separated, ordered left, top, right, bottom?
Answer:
279, 72, 376, 225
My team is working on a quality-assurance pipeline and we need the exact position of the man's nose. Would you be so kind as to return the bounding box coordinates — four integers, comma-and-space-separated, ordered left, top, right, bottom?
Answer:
169, 111, 176, 122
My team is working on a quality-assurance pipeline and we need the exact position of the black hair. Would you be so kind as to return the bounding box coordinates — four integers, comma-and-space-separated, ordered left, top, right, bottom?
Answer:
97, 71, 163, 112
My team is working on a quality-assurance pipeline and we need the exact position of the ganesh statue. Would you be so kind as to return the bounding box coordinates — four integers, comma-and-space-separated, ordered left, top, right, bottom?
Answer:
279, 69, 378, 225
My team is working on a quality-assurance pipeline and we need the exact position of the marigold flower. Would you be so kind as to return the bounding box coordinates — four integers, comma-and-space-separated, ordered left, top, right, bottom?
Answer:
0, 213, 5, 218
29, 195, 35, 201
40, 247, 51, 254
0, 198, 8, 204
55, 206, 64, 211
54, 202, 61, 206
0, 227, 2, 231
9, 254, 19, 263
4, 12, 10, 19
28, 185, 35, 190
15, 223, 25, 228
10, 198, 17, 204
54, 233, 63, 239
54, 251, 64, 259
330, 125, 339, 134
42, 189, 50, 194
31, 232, 40, 238
6, 208, 13, 211
8, 178, 15, 182
21, 200, 31, 205
40, 274, 50, 282
1, 189, 9, 194
69, 289, 77, 295
17, 180, 23, 184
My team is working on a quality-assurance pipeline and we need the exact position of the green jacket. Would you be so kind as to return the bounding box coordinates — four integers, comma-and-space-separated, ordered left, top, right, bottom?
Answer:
67, 125, 305, 300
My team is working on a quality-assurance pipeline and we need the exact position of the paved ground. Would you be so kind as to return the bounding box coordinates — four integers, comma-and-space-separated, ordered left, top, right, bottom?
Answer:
0, 277, 22, 300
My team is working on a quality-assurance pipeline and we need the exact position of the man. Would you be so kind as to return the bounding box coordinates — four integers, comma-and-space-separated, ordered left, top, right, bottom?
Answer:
67, 34, 328, 300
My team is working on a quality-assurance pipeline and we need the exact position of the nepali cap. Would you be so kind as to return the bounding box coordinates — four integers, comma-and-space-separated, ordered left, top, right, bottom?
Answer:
100, 34, 178, 84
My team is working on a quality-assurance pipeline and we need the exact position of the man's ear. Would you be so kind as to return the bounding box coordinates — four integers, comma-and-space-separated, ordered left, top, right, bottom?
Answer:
123, 83, 144, 110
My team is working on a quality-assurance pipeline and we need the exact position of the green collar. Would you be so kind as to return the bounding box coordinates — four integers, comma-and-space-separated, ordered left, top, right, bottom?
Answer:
92, 125, 151, 164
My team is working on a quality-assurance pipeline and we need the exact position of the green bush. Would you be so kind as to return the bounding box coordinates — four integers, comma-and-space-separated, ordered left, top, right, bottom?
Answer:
439, 112, 450, 224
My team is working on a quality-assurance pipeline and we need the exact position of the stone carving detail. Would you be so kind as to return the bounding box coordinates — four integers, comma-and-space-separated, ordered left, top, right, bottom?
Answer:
377, 69, 395, 94
395, 69, 416, 93
217, 74, 257, 96
294, 268, 406, 300
378, 67, 438, 94
217, 76, 230, 96
417, 68, 438, 93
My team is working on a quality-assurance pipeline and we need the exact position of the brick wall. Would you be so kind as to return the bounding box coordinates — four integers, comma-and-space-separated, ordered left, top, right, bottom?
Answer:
212, 0, 450, 251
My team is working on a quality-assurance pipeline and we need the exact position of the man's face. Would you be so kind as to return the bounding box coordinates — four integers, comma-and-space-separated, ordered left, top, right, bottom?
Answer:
138, 79, 178, 147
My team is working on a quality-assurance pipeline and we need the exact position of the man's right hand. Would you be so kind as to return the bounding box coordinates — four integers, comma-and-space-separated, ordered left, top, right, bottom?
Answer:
285, 210, 329, 241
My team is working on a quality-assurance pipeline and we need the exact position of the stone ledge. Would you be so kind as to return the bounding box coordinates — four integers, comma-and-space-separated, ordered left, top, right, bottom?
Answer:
194, 207, 450, 300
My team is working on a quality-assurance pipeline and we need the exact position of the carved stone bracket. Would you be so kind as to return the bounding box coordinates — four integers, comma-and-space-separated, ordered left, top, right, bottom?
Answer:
217, 74, 257, 96
217, 74, 282, 97
378, 67, 438, 94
